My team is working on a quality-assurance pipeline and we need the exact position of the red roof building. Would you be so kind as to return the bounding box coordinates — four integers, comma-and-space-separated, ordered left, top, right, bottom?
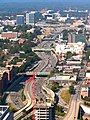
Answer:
1, 32, 18, 39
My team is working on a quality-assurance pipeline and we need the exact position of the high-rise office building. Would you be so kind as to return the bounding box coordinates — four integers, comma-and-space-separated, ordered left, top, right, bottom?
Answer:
26, 11, 41, 26
16, 15, 24, 25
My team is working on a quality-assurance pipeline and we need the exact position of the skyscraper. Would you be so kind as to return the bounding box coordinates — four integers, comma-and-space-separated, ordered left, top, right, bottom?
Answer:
26, 11, 40, 26
16, 15, 24, 25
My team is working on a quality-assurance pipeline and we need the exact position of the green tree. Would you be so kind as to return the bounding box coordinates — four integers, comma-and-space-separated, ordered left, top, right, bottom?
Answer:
55, 105, 65, 116
10, 45, 20, 54
3, 25, 14, 32
51, 82, 59, 92
22, 44, 32, 54
20, 32, 34, 40
69, 85, 75, 94
14, 25, 32, 32
66, 51, 73, 59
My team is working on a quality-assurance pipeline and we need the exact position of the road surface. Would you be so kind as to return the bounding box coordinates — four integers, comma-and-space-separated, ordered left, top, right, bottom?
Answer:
64, 84, 81, 120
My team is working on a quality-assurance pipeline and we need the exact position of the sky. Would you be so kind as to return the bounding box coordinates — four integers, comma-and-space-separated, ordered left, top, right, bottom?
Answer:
0, 0, 89, 12
0, 0, 90, 3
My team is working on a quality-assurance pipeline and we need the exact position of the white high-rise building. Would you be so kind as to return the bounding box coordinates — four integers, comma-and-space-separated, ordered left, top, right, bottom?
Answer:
26, 11, 40, 26
26, 13, 30, 25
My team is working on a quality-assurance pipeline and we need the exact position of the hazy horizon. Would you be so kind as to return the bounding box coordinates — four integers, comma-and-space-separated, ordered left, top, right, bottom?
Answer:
0, 0, 90, 14
0, 0, 90, 3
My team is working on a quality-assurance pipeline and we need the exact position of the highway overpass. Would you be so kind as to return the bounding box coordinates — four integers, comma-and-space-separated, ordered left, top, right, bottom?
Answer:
32, 48, 52, 52
18, 72, 50, 76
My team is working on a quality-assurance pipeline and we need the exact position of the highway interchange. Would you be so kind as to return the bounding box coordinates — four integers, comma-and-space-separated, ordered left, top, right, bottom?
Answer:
6, 25, 84, 120
23, 33, 82, 120
34, 31, 84, 120
13, 37, 58, 119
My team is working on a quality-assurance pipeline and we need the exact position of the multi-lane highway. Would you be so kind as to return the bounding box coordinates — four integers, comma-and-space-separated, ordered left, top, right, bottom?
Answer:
14, 76, 36, 120
31, 40, 57, 73
13, 39, 58, 120
13, 22, 86, 120
33, 52, 49, 72
25, 40, 57, 102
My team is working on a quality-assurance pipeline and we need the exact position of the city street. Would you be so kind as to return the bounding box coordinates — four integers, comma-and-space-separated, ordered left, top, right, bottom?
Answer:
64, 84, 82, 120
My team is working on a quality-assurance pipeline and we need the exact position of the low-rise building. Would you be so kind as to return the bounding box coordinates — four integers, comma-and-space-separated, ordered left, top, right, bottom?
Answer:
18, 38, 26, 44
34, 104, 55, 120
63, 68, 74, 75
66, 60, 81, 65
81, 86, 90, 98
2, 20, 16, 26
81, 104, 90, 120
55, 42, 85, 59
87, 62, 90, 72
72, 20, 84, 27
1, 31, 18, 40
86, 72, 90, 80
49, 75, 77, 85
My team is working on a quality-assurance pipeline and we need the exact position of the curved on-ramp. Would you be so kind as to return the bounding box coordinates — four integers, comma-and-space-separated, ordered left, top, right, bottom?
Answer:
14, 78, 36, 119
42, 85, 55, 102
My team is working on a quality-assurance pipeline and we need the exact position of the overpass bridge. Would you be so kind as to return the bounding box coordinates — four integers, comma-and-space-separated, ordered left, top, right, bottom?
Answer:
43, 38, 55, 41
18, 71, 50, 76
32, 48, 52, 52
43, 34, 59, 41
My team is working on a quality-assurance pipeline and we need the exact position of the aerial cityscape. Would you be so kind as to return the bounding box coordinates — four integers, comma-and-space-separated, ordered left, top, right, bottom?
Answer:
0, 0, 90, 120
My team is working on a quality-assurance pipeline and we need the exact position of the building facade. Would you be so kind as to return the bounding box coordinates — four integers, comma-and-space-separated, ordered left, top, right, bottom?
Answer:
0, 71, 8, 98
81, 86, 90, 98
26, 11, 40, 26
1, 32, 18, 40
34, 105, 55, 120
16, 15, 24, 25
0, 106, 13, 120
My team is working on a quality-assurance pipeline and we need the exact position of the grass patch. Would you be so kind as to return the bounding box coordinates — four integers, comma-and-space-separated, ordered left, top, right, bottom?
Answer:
61, 90, 71, 104
55, 105, 65, 117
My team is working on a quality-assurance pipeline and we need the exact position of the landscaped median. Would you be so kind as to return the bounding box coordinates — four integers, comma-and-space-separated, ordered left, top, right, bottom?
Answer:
61, 89, 71, 104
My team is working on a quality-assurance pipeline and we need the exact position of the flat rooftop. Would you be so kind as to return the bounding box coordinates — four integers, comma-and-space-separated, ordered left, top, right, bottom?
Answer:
81, 104, 90, 115
49, 75, 77, 81
0, 106, 9, 118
